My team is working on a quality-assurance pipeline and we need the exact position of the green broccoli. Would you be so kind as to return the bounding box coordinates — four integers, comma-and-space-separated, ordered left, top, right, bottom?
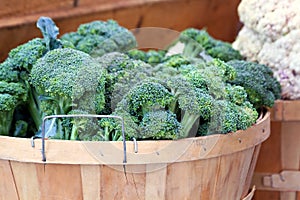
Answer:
30, 48, 107, 138
126, 81, 174, 119
225, 84, 248, 105
58, 110, 102, 141
0, 16, 74, 136
110, 59, 153, 111
178, 28, 242, 61
0, 38, 44, 136
100, 98, 140, 140
139, 110, 182, 140
127, 49, 166, 65
236, 101, 259, 130
96, 52, 157, 114
165, 76, 214, 137
0, 81, 27, 136
151, 54, 191, 80
99, 80, 178, 140
126, 49, 147, 62
0, 94, 19, 135
61, 20, 137, 57
227, 59, 281, 109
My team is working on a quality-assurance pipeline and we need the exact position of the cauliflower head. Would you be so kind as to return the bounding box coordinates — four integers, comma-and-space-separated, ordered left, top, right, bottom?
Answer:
233, 0, 300, 99
238, 0, 300, 40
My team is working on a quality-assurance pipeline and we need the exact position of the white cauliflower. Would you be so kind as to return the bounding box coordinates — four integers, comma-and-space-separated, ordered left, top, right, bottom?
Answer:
234, 0, 300, 99
238, 0, 300, 40
232, 27, 265, 62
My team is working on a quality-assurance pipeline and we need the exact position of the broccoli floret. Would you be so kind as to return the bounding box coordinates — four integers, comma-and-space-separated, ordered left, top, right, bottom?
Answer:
0, 94, 18, 135
139, 110, 182, 140
164, 76, 214, 137
126, 81, 175, 119
227, 59, 281, 109
151, 54, 191, 79
225, 84, 248, 105
30, 48, 106, 137
178, 28, 242, 61
126, 49, 147, 61
7, 38, 47, 73
127, 49, 167, 65
111, 60, 153, 111
0, 38, 47, 131
236, 101, 259, 130
99, 81, 179, 140
198, 97, 258, 136
161, 54, 191, 68
96, 52, 138, 114
0, 81, 28, 136
198, 100, 238, 136
206, 42, 243, 62
178, 29, 204, 58
61, 20, 137, 57
210, 100, 239, 134
109, 98, 141, 140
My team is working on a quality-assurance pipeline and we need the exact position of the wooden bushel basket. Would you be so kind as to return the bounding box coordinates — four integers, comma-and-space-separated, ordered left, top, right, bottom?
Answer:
252, 100, 300, 200
0, 112, 270, 200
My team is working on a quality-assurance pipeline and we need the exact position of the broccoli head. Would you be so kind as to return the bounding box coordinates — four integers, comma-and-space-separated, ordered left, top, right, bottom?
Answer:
178, 28, 242, 61
227, 59, 281, 109
139, 110, 182, 140
30, 48, 106, 137
30, 48, 106, 114
126, 81, 175, 118
61, 19, 137, 57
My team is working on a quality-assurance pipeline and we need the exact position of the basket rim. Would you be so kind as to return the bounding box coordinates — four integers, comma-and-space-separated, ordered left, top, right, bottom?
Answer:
0, 111, 270, 165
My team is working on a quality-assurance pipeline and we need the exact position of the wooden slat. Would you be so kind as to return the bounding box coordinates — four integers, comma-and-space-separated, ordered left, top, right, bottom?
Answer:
100, 165, 146, 199
271, 100, 300, 121
165, 159, 208, 199
81, 165, 101, 200
0, 0, 74, 18
10, 161, 40, 200
0, 160, 18, 200
243, 145, 261, 197
145, 164, 167, 200
35, 164, 83, 200
253, 101, 300, 200
213, 148, 255, 199
280, 122, 300, 199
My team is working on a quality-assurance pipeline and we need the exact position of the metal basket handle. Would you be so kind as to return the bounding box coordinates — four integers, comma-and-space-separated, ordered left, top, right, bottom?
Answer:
39, 114, 127, 163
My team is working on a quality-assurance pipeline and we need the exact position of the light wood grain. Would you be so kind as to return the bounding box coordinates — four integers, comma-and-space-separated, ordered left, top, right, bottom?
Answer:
253, 100, 300, 200
0, 112, 270, 199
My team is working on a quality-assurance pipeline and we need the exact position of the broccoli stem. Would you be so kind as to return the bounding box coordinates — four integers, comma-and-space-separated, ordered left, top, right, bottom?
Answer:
181, 112, 200, 138
104, 126, 110, 141
70, 126, 78, 140
27, 88, 42, 130
0, 110, 14, 136
182, 43, 203, 58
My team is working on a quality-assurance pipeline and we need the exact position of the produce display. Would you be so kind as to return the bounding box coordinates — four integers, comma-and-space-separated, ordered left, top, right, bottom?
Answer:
0, 17, 281, 141
233, 0, 300, 99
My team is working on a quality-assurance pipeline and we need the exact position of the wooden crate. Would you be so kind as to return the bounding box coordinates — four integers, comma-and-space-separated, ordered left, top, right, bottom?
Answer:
0, 0, 241, 62
0, 112, 270, 200
252, 100, 300, 200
